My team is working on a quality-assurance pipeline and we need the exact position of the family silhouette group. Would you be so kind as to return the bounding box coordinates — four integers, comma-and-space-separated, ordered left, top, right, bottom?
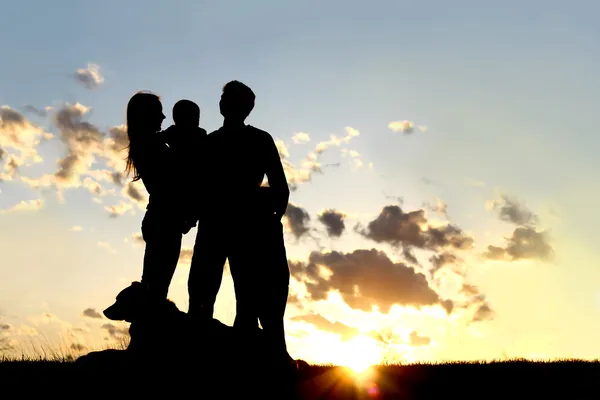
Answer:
109, 81, 295, 370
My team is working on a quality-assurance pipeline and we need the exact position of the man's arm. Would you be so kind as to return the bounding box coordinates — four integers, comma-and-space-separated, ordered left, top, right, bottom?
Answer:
263, 132, 290, 220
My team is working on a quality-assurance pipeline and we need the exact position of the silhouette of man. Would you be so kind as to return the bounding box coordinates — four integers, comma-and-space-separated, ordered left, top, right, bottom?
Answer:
187, 80, 293, 365
160, 99, 207, 233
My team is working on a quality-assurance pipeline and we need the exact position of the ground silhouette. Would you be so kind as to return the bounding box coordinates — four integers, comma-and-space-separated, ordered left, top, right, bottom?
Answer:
1, 358, 599, 399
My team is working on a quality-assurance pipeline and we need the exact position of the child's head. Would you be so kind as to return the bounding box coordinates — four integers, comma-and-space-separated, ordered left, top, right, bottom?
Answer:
172, 99, 200, 128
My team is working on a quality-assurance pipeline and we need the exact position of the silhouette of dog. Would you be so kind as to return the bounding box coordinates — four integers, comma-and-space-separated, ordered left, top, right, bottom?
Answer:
75, 282, 308, 396
101, 281, 268, 364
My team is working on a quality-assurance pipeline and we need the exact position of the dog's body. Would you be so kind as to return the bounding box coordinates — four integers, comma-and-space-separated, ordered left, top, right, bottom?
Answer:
79, 282, 269, 365
75, 281, 308, 397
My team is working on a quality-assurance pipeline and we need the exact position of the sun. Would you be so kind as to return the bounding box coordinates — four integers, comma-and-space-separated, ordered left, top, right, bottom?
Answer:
338, 335, 382, 375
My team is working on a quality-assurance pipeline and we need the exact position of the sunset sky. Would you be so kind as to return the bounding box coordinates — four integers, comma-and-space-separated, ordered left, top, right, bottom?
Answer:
1, 0, 600, 366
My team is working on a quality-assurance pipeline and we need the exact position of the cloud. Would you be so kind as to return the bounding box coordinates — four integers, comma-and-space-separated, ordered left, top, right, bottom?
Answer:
279, 126, 360, 191
483, 226, 554, 262
356, 205, 474, 252
423, 198, 449, 219
0, 199, 44, 214
290, 248, 452, 314
0, 106, 51, 179
388, 120, 427, 134
82, 308, 103, 319
486, 194, 538, 226
105, 200, 134, 218
72, 63, 104, 90
292, 132, 310, 144
290, 313, 360, 341
284, 203, 311, 240
317, 209, 346, 238
409, 330, 431, 346
131, 232, 144, 243
70, 225, 83, 232
97, 241, 116, 254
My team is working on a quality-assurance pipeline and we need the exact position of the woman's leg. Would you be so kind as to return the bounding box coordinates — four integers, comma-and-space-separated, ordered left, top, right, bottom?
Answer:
140, 209, 183, 299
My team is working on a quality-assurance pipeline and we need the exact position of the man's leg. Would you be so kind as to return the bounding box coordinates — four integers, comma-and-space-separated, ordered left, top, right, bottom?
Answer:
140, 209, 183, 299
188, 219, 227, 319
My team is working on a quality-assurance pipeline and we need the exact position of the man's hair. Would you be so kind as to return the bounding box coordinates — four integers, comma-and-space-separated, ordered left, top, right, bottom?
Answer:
173, 99, 200, 125
220, 80, 255, 120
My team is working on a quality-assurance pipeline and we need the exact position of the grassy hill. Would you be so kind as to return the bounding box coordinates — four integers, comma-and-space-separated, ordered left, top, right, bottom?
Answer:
1, 358, 599, 399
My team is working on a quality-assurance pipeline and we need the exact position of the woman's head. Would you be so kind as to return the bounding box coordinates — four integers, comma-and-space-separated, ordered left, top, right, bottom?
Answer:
124, 91, 165, 181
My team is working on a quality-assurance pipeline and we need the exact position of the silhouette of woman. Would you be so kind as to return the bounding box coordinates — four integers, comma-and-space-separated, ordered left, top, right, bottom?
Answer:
124, 91, 191, 299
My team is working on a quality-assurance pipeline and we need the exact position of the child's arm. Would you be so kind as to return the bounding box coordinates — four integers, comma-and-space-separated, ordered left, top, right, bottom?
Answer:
263, 132, 290, 220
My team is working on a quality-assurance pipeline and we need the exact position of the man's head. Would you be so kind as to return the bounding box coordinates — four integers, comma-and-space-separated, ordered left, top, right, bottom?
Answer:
173, 99, 200, 128
219, 80, 255, 122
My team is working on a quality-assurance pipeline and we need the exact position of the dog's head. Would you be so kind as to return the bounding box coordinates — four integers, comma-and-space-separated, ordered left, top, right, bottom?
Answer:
103, 281, 153, 322
104, 281, 182, 323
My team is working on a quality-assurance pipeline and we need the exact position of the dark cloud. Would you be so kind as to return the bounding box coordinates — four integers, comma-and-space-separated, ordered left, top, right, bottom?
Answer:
22, 105, 50, 118
409, 331, 431, 346
368, 327, 403, 346
101, 323, 129, 339
472, 302, 494, 322
403, 247, 419, 265
70, 343, 87, 352
1, 323, 11, 331
483, 226, 554, 262
429, 252, 460, 275
111, 171, 123, 186
357, 205, 474, 252
291, 314, 359, 341
107, 125, 128, 152
290, 249, 452, 314
488, 194, 538, 226
53, 103, 104, 183
285, 203, 311, 239
82, 308, 103, 319
317, 209, 345, 238
0, 147, 5, 161
125, 182, 145, 202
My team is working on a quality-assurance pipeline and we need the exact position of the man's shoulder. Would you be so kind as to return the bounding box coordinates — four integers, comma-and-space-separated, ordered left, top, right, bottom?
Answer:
246, 125, 274, 142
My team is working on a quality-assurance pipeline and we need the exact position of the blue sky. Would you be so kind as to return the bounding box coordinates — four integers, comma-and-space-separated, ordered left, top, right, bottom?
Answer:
1, 0, 600, 364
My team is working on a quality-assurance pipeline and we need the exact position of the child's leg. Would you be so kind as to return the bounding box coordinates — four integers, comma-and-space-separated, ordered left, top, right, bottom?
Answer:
229, 241, 260, 330
257, 220, 293, 362
140, 209, 183, 299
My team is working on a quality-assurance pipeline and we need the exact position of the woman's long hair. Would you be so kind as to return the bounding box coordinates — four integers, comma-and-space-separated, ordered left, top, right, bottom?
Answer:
124, 91, 161, 182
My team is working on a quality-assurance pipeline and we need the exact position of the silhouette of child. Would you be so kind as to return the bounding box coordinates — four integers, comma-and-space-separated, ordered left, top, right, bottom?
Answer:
161, 99, 208, 233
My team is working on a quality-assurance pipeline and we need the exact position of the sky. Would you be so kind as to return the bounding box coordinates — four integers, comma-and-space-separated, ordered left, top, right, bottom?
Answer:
1, 0, 600, 366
